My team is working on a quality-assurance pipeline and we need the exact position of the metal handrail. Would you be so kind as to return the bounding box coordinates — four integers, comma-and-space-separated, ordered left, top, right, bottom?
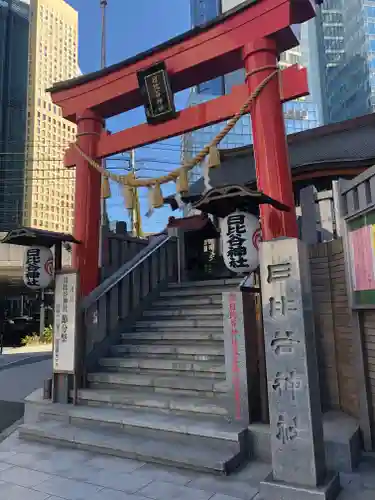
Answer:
81, 232, 172, 311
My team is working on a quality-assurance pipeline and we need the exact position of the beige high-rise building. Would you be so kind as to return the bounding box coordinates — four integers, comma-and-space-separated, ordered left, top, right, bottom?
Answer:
24, 0, 79, 233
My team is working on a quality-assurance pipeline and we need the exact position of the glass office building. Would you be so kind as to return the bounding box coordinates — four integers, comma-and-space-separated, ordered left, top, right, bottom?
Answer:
0, 0, 29, 230
184, 0, 320, 183
313, 0, 375, 124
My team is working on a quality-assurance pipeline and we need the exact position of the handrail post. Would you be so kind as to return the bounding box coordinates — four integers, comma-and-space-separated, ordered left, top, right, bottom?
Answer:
168, 227, 185, 283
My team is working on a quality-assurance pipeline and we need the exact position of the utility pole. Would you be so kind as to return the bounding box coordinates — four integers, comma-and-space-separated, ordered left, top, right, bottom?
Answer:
129, 150, 142, 237
129, 150, 135, 235
100, 0, 107, 68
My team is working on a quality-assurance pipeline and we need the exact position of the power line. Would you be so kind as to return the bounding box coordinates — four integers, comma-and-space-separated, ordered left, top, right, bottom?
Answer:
0, 166, 175, 175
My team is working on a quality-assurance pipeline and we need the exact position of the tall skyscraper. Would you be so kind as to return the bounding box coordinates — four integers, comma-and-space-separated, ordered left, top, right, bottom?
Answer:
0, 0, 29, 231
313, 0, 375, 124
24, 0, 79, 233
184, 0, 320, 184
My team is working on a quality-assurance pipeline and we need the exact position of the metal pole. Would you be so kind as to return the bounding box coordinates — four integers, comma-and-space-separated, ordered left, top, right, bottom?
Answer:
39, 289, 45, 337
100, 0, 107, 69
130, 150, 135, 235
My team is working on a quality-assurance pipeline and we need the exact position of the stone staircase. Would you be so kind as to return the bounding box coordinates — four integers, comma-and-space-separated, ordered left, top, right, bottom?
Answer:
20, 279, 250, 475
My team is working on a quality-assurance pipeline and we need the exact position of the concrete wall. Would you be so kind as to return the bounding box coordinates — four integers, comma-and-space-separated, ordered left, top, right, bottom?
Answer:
309, 238, 360, 417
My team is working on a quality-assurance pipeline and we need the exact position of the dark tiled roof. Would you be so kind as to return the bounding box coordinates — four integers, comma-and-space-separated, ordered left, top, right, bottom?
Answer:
188, 113, 375, 197
1, 227, 79, 248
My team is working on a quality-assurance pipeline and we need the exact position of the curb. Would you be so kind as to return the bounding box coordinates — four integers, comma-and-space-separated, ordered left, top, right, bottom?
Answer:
0, 416, 24, 444
0, 353, 52, 372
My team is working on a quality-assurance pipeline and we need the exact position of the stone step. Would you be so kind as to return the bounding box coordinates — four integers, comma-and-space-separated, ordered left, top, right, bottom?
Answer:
20, 402, 246, 474
87, 371, 228, 396
155, 296, 222, 307
134, 317, 223, 329
96, 366, 226, 381
160, 288, 229, 298
30, 401, 243, 445
99, 357, 226, 375
142, 306, 222, 318
167, 279, 242, 289
75, 388, 228, 417
111, 343, 224, 359
121, 331, 224, 342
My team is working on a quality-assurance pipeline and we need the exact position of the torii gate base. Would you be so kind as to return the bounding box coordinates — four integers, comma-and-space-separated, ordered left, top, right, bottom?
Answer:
49, 1, 340, 497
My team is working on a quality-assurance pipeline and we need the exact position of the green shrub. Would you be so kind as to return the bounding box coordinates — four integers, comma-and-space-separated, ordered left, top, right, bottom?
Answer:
21, 325, 53, 346
40, 325, 53, 344
21, 335, 40, 346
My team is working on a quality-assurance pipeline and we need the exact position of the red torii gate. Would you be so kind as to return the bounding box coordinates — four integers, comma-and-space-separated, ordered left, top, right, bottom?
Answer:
49, 0, 316, 297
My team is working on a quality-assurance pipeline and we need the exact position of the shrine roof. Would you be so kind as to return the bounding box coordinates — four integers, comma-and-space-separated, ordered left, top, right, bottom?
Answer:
187, 113, 375, 197
0, 227, 80, 248
48, 0, 300, 94
166, 214, 219, 239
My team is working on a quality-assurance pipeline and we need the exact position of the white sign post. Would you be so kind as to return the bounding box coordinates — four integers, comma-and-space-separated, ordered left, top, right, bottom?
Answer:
23, 246, 54, 290
220, 211, 261, 274
53, 270, 78, 374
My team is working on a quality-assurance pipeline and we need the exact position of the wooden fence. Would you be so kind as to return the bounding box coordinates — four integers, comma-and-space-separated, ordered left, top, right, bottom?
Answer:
298, 183, 341, 244
101, 222, 149, 280
294, 184, 363, 424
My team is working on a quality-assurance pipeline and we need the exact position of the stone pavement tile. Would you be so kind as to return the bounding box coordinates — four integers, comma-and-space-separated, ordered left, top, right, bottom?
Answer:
0, 450, 16, 462
138, 480, 214, 500
187, 475, 259, 500
0, 480, 50, 500
85, 454, 145, 473
360, 474, 375, 490
210, 494, 258, 500
72, 468, 153, 493
338, 488, 375, 500
0, 465, 52, 487
0, 451, 44, 468
28, 456, 91, 475
0, 461, 12, 472
89, 487, 154, 500
135, 463, 199, 485
10, 441, 52, 454
59, 464, 105, 482
231, 462, 271, 486
340, 470, 375, 491
11, 439, 91, 464
32, 476, 104, 500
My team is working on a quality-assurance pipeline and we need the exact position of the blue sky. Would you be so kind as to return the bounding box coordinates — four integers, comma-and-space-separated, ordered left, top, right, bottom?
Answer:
66, 0, 192, 233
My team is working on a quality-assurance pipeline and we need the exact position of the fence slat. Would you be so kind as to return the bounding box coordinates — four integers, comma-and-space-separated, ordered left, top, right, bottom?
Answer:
141, 259, 150, 298
104, 231, 148, 280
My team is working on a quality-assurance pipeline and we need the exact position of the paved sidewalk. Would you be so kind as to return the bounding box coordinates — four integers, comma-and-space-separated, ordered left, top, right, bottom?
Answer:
0, 430, 374, 500
2, 345, 52, 355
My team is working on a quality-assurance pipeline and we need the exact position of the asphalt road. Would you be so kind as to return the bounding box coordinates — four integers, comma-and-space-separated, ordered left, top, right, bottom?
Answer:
0, 358, 52, 402
0, 350, 51, 371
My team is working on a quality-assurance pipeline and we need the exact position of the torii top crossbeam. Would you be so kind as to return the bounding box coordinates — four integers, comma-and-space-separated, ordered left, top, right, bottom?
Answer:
50, 0, 313, 121
48, 0, 316, 296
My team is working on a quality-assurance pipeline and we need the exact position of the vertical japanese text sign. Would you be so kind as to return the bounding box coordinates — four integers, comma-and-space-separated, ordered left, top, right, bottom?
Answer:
222, 290, 250, 424
137, 61, 176, 125
53, 270, 79, 374
259, 238, 325, 487
23, 246, 54, 290
220, 211, 261, 274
